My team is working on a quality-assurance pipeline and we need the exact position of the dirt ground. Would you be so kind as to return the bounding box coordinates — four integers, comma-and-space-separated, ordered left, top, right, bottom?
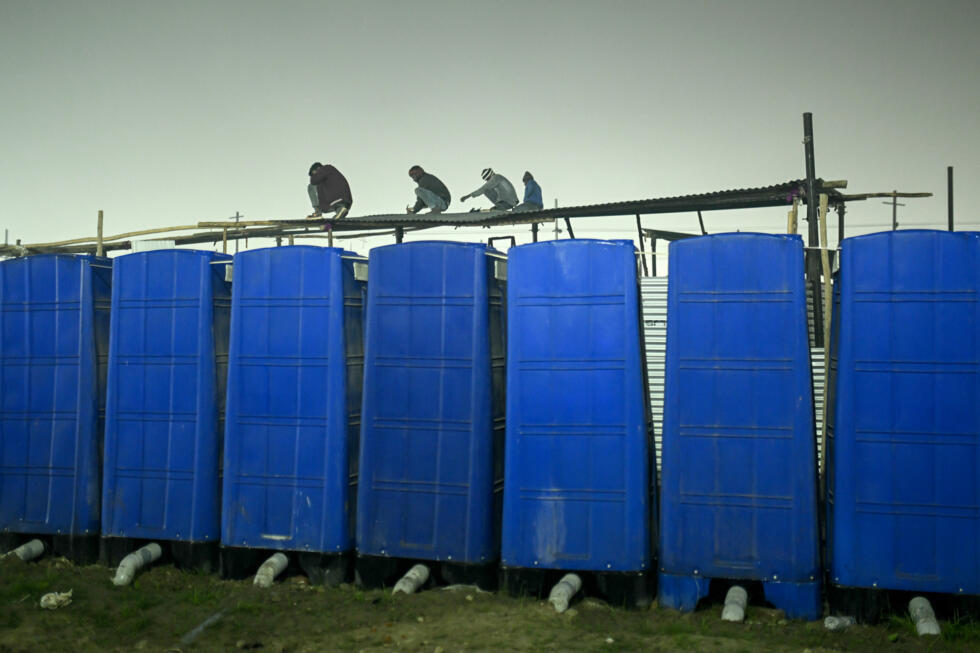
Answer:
1, 556, 976, 652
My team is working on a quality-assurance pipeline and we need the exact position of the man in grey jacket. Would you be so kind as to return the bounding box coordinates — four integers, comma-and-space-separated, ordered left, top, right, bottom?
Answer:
460, 168, 518, 211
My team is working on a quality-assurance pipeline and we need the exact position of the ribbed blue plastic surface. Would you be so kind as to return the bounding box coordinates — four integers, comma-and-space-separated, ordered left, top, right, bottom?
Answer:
660, 234, 819, 612
1, 255, 111, 536
357, 242, 505, 563
501, 240, 651, 572
222, 246, 365, 552
828, 230, 980, 595
102, 250, 231, 542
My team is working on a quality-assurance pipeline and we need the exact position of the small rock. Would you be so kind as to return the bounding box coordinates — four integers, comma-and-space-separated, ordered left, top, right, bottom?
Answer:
416, 616, 424, 623
565, 608, 578, 617
465, 594, 473, 601
605, 637, 614, 644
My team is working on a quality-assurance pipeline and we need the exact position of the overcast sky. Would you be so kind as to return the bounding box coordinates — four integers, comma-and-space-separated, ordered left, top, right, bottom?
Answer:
1, 0, 977, 258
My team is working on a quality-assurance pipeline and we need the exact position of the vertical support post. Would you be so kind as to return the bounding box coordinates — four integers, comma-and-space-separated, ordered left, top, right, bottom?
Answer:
327, 225, 334, 247
395, 227, 404, 244
803, 112, 823, 347
948, 166, 954, 231
96, 210, 104, 257
275, 236, 282, 247
222, 229, 228, 254
288, 234, 295, 246
635, 214, 648, 277
650, 237, 657, 277
564, 217, 575, 239
697, 210, 707, 235
891, 191, 898, 230
836, 203, 845, 247
787, 198, 799, 234
531, 222, 539, 243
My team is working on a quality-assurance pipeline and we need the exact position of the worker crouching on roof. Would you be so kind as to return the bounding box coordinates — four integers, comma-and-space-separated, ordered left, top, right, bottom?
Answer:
513, 171, 543, 212
407, 165, 451, 214
460, 168, 518, 211
307, 162, 353, 219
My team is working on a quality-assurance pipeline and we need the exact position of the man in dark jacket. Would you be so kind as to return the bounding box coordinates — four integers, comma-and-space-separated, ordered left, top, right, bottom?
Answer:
308, 162, 353, 219
407, 165, 451, 214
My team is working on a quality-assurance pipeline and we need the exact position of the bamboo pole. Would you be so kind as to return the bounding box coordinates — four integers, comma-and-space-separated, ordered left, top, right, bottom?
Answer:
96, 211, 104, 257
26, 223, 205, 249
787, 197, 799, 234
818, 193, 832, 475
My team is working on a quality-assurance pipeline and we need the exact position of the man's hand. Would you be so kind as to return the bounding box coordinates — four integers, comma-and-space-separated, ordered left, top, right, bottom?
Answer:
460, 195, 469, 202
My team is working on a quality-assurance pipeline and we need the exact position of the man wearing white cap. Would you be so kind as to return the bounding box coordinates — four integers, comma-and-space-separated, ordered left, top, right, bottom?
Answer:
460, 168, 518, 211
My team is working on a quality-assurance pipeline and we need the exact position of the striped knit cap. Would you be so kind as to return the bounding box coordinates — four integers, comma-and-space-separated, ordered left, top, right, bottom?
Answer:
481, 168, 493, 180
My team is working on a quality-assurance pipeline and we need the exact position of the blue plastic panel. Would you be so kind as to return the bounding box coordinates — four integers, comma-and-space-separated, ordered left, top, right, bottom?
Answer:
357, 242, 505, 563
1, 255, 111, 536
660, 233, 819, 582
102, 249, 231, 542
829, 230, 980, 594
501, 240, 651, 572
222, 246, 365, 552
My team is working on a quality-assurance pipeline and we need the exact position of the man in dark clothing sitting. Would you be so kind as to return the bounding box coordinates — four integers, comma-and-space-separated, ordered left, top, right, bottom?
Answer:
407, 165, 451, 214
308, 162, 353, 219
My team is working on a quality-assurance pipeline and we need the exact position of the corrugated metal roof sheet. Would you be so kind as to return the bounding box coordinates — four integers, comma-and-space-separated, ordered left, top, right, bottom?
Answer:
343, 179, 838, 229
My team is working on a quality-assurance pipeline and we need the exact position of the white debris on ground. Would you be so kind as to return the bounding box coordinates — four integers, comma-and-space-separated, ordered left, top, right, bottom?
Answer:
439, 584, 491, 594
823, 615, 856, 631
39, 590, 73, 609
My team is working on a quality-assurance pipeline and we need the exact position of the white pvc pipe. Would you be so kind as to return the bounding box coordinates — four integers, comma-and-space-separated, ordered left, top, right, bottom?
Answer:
253, 552, 289, 588
6, 539, 45, 562
721, 585, 748, 622
548, 573, 583, 613
112, 543, 162, 586
393, 564, 430, 595
909, 596, 941, 636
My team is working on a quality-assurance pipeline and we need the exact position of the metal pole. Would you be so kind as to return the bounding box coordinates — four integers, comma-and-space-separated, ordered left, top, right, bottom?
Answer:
635, 214, 648, 277
697, 210, 706, 235
803, 113, 823, 347
948, 166, 954, 231
395, 227, 404, 244
531, 222, 538, 243
651, 237, 657, 277
564, 218, 575, 239
96, 210, 104, 257
222, 229, 228, 254
836, 203, 845, 247
892, 191, 898, 230
288, 234, 295, 246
